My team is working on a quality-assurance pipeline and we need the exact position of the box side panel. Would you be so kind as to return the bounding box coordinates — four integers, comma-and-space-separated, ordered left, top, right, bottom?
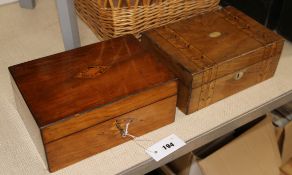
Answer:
11, 76, 47, 168
46, 95, 177, 172
42, 80, 177, 143
262, 40, 284, 79
177, 82, 193, 114
189, 81, 216, 114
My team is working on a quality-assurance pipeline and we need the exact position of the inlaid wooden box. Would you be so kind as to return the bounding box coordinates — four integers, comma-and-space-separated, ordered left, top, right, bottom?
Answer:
142, 6, 284, 114
9, 35, 177, 172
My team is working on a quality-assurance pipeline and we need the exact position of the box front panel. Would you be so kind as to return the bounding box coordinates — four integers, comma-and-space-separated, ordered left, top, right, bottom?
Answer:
186, 54, 281, 114
45, 95, 177, 172
210, 60, 265, 103
41, 81, 177, 144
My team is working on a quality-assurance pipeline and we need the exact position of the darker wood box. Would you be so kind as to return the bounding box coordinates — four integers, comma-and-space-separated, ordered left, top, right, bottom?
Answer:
142, 6, 284, 114
9, 35, 177, 172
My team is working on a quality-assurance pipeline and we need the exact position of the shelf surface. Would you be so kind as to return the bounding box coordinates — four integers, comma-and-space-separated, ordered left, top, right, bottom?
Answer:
0, 42, 291, 175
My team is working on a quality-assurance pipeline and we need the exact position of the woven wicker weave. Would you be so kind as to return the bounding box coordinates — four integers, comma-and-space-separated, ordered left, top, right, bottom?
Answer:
74, 0, 220, 39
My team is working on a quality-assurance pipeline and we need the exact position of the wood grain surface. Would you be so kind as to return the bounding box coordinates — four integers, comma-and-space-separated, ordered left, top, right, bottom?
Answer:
9, 35, 175, 127
142, 6, 284, 114
46, 95, 177, 172
41, 80, 177, 144
9, 35, 177, 172
188, 57, 279, 113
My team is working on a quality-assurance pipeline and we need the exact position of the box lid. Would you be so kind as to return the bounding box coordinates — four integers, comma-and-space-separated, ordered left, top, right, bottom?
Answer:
142, 6, 284, 88
9, 35, 176, 129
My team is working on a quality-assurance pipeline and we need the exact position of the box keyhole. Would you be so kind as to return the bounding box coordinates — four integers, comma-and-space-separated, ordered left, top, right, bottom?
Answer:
234, 71, 244, 80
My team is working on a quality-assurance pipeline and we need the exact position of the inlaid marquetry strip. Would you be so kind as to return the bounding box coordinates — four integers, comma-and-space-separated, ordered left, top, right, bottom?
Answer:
262, 40, 283, 80
76, 38, 129, 79
258, 59, 268, 82
197, 65, 218, 109
206, 66, 217, 107
210, 65, 218, 83
275, 40, 285, 55
198, 83, 209, 109
155, 26, 215, 71
260, 42, 279, 80
261, 58, 273, 81
204, 80, 216, 108
263, 43, 277, 59
217, 8, 278, 46
154, 27, 203, 70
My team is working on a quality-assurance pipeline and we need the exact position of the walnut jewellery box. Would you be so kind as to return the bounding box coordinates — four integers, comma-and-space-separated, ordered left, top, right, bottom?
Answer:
9, 35, 178, 172
142, 6, 284, 114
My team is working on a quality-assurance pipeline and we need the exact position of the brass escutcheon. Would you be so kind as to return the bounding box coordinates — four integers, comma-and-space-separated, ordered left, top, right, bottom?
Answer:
234, 71, 244, 80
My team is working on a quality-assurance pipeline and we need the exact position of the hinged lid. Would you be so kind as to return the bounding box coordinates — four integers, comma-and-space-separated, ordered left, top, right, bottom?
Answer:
9, 35, 176, 130
142, 6, 284, 88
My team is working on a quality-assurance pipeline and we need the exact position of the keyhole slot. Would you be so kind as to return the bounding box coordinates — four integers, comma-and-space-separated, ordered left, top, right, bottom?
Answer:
234, 71, 244, 80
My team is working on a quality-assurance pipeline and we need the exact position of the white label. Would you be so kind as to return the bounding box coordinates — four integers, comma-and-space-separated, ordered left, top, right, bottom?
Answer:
146, 134, 186, 161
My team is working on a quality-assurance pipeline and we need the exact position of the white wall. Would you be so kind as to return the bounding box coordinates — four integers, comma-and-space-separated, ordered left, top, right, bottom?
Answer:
0, 0, 17, 5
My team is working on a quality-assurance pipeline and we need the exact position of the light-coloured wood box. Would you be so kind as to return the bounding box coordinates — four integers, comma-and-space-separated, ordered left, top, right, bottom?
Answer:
142, 6, 284, 114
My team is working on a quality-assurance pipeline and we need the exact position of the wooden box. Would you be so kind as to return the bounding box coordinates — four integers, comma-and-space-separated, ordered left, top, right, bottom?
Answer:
142, 6, 284, 114
9, 35, 177, 172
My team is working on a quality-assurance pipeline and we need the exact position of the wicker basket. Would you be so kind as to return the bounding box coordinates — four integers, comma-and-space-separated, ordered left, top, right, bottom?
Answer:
74, 0, 220, 39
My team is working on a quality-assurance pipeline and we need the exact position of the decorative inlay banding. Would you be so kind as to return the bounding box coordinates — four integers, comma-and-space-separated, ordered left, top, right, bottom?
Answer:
155, 26, 215, 71
218, 8, 277, 45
